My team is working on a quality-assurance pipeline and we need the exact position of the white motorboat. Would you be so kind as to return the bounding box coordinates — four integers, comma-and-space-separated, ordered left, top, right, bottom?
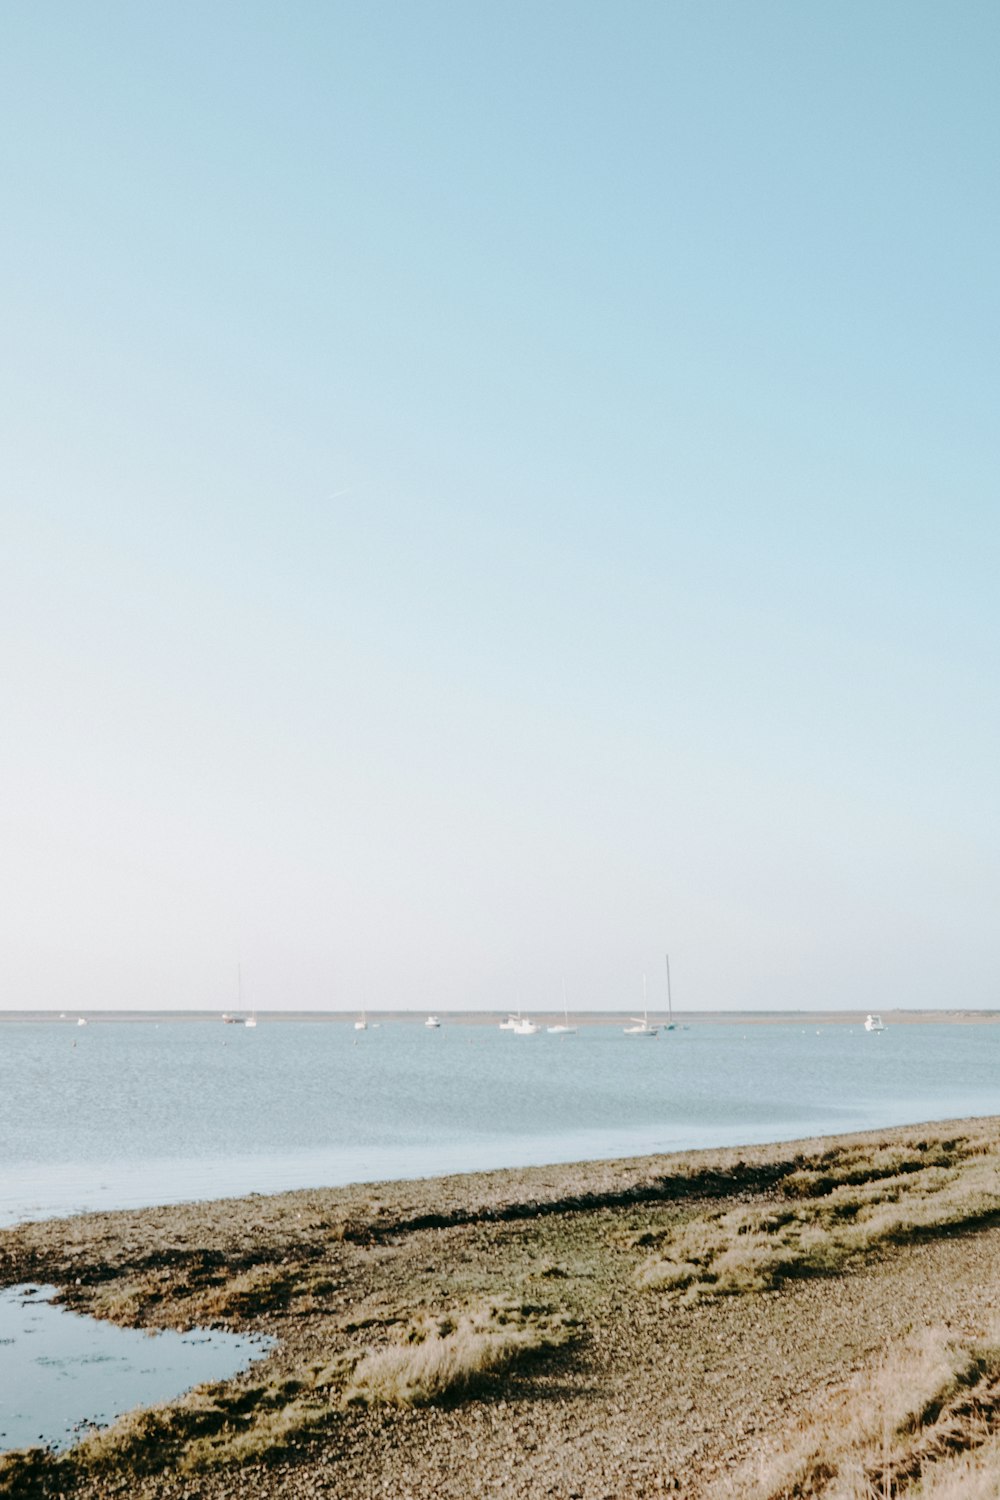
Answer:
76, 1017, 88, 1027
499, 1011, 520, 1030
425, 1014, 441, 1028
512, 1017, 539, 1035
864, 1013, 886, 1032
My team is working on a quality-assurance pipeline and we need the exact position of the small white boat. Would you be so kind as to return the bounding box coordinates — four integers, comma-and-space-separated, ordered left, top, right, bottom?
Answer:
864, 1013, 886, 1032
499, 1011, 521, 1030
354, 1010, 368, 1031
547, 979, 577, 1034
624, 974, 658, 1037
425, 1014, 441, 1028
512, 1017, 539, 1035
76, 1017, 88, 1027
244, 1011, 257, 1028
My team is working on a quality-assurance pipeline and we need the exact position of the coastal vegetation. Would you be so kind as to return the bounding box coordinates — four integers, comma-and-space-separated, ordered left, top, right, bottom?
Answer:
636, 1131, 1000, 1297
714, 1324, 1000, 1499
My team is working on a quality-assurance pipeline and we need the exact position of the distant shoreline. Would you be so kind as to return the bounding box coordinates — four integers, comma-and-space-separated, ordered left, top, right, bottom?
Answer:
1, 1007, 998, 1025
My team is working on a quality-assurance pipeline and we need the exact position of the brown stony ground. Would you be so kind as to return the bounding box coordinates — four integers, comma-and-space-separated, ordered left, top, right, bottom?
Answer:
4, 1118, 1000, 1498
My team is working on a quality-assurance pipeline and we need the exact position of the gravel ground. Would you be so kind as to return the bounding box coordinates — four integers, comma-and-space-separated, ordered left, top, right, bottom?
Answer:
3, 1118, 1000, 1499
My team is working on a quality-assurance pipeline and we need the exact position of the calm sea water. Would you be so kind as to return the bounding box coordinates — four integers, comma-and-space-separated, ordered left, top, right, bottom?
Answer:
0, 1284, 271, 1452
2, 1019, 999, 1227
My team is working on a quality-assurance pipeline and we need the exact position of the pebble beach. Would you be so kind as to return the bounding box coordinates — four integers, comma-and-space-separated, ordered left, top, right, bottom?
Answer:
5, 1116, 1000, 1497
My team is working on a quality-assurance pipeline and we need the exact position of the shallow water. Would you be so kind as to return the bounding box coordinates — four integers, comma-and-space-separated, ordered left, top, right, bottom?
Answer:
2, 1019, 1000, 1226
0, 1284, 272, 1453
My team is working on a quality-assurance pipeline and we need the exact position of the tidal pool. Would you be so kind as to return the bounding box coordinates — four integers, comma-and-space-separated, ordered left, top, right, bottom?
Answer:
0, 1284, 273, 1453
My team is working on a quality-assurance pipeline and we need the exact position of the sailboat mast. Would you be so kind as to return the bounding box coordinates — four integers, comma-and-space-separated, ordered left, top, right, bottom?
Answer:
665, 953, 673, 1026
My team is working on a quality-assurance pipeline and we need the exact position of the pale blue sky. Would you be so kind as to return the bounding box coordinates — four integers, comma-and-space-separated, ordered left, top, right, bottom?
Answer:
2, 2, 998, 1012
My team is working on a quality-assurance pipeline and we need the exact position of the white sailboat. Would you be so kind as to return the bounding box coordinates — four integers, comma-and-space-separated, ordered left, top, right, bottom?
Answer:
624, 974, 658, 1037
230, 963, 251, 1026
354, 1009, 368, 1031
547, 979, 577, 1034
425, 1014, 441, 1028
664, 953, 676, 1031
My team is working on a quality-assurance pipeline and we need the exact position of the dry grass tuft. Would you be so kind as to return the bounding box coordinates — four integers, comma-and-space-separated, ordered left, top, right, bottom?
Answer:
709, 1324, 1000, 1499
77, 1261, 302, 1330
0, 1365, 352, 1492
345, 1300, 577, 1407
190, 1265, 299, 1320
896, 1433, 1000, 1498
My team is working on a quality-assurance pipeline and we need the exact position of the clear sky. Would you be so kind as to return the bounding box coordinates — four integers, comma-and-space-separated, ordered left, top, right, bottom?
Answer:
2, 2, 998, 1013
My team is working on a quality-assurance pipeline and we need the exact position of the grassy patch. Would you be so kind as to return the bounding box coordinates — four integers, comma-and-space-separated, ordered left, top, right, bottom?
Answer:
345, 1300, 577, 1407
899, 1433, 1000, 1498
711, 1324, 1000, 1499
781, 1141, 964, 1199
0, 1373, 340, 1495
637, 1132, 1000, 1298
79, 1261, 304, 1329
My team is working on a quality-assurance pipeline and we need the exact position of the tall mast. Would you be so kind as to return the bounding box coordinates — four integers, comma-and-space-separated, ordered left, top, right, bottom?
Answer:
665, 953, 673, 1026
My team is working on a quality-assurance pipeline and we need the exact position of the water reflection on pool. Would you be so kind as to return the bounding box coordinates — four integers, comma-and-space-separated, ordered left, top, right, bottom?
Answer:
0, 1284, 273, 1453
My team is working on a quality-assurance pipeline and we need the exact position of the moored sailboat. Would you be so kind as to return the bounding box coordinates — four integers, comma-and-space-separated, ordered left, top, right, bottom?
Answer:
547, 979, 578, 1034
624, 974, 658, 1037
664, 953, 676, 1031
